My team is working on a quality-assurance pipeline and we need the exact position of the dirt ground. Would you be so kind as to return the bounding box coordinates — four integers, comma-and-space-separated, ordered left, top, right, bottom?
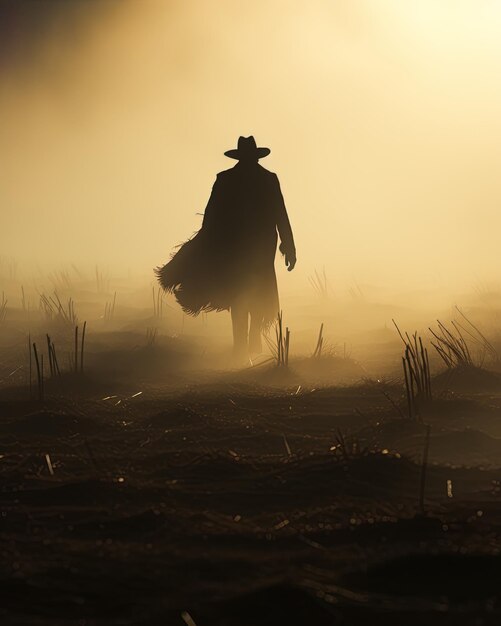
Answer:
2, 284, 501, 624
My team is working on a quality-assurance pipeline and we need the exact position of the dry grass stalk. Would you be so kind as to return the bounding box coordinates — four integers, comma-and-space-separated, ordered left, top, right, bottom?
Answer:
45, 453, 55, 476
21, 285, 28, 313
53, 292, 77, 325
393, 320, 432, 420
455, 305, 497, 362
312, 323, 324, 358
276, 311, 291, 367
32, 342, 44, 401
104, 292, 117, 322
39, 292, 78, 326
429, 320, 473, 368
309, 267, 332, 299
152, 286, 164, 319
39, 293, 54, 322
348, 280, 364, 301
146, 327, 158, 346
0, 292, 7, 323
46, 334, 61, 378
95, 266, 109, 293
48, 269, 72, 291
282, 434, 292, 457
81, 321, 87, 373
28, 333, 32, 397
332, 429, 369, 461
430, 308, 496, 369
74, 325, 79, 373
73, 322, 87, 374
263, 311, 290, 367
181, 612, 198, 626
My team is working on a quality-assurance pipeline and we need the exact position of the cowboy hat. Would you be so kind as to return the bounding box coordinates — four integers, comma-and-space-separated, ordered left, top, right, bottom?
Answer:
224, 136, 270, 160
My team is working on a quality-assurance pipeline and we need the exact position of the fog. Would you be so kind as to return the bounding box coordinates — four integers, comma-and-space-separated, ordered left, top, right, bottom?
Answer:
2, 0, 501, 296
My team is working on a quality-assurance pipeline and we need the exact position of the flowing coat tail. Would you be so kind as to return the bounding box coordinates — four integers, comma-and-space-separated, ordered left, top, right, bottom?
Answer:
154, 231, 229, 316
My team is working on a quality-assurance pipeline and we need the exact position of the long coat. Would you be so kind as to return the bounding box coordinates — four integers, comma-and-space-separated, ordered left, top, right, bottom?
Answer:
156, 162, 295, 326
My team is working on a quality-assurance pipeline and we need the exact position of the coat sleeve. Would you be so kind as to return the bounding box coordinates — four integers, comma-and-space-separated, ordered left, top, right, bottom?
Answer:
273, 174, 296, 257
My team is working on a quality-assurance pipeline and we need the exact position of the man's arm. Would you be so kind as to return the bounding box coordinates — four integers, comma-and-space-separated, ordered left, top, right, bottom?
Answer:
274, 175, 296, 271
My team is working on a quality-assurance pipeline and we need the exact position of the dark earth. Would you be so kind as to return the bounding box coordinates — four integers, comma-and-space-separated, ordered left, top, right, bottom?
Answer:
2, 302, 501, 625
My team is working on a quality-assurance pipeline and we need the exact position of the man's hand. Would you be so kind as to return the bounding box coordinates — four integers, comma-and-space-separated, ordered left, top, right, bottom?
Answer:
285, 252, 296, 272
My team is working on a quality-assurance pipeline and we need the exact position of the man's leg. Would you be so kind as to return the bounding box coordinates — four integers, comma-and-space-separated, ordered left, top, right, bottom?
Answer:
231, 301, 249, 361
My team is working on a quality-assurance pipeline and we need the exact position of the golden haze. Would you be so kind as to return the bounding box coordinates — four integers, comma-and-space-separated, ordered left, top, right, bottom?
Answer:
1, 0, 501, 295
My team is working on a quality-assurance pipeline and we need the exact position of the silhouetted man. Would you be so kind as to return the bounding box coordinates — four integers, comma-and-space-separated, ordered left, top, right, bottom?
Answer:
156, 136, 296, 361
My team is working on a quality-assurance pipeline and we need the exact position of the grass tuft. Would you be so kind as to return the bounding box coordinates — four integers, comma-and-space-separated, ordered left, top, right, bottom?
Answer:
309, 267, 332, 299
264, 311, 290, 367
393, 320, 432, 420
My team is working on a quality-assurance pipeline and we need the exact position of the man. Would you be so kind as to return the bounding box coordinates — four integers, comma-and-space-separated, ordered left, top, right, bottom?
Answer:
156, 135, 296, 361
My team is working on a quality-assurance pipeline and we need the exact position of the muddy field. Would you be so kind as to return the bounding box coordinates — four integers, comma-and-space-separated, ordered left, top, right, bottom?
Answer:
2, 282, 501, 625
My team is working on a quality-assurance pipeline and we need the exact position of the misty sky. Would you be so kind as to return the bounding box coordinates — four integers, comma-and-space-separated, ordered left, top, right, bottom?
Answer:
2, 0, 501, 291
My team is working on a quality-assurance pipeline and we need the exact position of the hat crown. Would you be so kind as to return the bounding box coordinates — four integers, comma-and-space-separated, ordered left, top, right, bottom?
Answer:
237, 136, 258, 153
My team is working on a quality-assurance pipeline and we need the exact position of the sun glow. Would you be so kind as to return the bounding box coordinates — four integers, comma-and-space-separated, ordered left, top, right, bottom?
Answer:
2, 0, 501, 291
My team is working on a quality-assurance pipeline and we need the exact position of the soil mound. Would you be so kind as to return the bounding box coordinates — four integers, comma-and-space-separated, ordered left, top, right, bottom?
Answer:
3, 479, 130, 506
434, 365, 501, 393
1, 410, 97, 436
294, 355, 365, 383
203, 584, 336, 626
431, 428, 501, 466
147, 406, 207, 428
351, 553, 501, 601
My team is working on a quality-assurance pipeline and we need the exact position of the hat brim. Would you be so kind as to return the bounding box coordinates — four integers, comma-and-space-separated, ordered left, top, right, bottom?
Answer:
224, 147, 271, 160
